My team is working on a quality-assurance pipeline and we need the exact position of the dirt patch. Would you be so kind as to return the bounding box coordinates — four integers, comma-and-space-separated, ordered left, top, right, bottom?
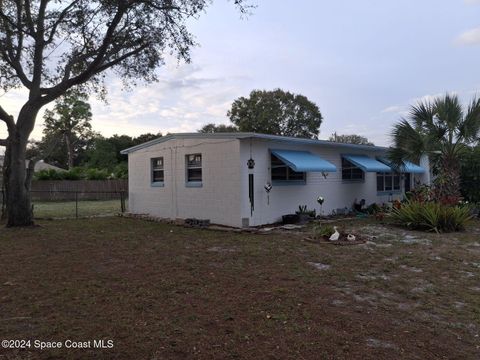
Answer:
305, 234, 368, 246
0, 217, 479, 359
367, 338, 398, 350
207, 246, 238, 253
307, 262, 331, 271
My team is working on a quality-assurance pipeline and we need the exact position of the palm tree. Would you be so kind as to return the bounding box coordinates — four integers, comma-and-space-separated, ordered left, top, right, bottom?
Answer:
389, 94, 480, 200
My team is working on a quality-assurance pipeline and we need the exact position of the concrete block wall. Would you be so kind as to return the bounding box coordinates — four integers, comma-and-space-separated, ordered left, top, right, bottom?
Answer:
128, 137, 242, 227
240, 139, 409, 226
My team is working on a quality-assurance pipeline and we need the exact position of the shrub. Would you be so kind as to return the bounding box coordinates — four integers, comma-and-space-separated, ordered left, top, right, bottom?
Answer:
366, 203, 381, 214
296, 205, 316, 217
62, 167, 85, 180
460, 146, 480, 203
113, 163, 128, 179
312, 224, 335, 239
34, 169, 65, 180
85, 168, 109, 180
391, 200, 473, 233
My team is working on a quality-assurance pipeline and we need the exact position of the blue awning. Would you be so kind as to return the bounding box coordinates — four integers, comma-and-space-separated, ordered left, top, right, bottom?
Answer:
342, 154, 392, 172
378, 158, 425, 174
271, 150, 337, 172
403, 161, 425, 174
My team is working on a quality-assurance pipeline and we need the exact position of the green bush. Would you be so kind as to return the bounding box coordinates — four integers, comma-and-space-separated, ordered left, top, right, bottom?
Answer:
461, 146, 480, 203
35, 169, 65, 180
62, 167, 85, 180
85, 168, 109, 180
312, 224, 335, 239
34, 166, 127, 181
113, 163, 128, 179
366, 203, 382, 214
296, 205, 316, 217
391, 201, 473, 233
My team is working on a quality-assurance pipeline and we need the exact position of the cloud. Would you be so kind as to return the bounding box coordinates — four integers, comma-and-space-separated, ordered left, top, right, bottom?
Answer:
456, 27, 480, 45
0, 88, 53, 141
381, 105, 404, 114
88, 63, 248, 138
0, 59, 249, 145
411, 93, 449, 105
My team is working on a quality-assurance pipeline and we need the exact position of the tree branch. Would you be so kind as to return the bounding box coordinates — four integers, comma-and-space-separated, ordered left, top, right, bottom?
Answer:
0, 3, 32, 88
0, 104, 15, 133
31, 0, 49, 96
45, 0, 81, 44
40, 4, 130, 102
23, 0, 37, 35
14, 1, 24, 63
92, 43, 149, 74
0, 3, 34, 36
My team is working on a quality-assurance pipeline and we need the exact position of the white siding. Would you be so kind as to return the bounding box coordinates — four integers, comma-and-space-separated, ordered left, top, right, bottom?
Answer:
127, 135, 430, 228
128, 138, 242, 227
239, 139, 408, 226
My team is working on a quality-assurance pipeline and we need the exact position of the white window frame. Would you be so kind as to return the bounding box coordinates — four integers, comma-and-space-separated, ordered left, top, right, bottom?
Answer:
341, 158, 365, 182
151, 157, 164, 187
270, 154, 306, 185
377, 172, 401, 192
186, 153, 202, 187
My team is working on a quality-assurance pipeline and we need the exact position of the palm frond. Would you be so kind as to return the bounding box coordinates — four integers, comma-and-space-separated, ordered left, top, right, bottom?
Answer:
409, 100, 434, 131
458, 96, 480, 144
389, 118, 427, 164
434, 94, 463, 134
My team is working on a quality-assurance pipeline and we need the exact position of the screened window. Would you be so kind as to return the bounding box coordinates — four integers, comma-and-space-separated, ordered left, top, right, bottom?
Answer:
377, 172, 401, 192
151, 157, 164, 183
271, 154, 306, 183
186, 154, 202, 183
341, 158, 364, 181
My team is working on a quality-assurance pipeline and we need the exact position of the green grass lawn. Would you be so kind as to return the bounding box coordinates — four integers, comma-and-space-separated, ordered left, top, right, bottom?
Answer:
0, 217, 479, 359
32, 199, 126, 218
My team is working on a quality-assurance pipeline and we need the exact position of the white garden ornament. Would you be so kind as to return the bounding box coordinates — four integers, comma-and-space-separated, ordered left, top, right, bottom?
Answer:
317, 196, 325, 216
329, 226, 340, 241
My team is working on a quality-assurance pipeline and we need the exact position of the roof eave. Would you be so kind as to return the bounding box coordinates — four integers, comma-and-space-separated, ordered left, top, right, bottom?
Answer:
119, 132, 390, 154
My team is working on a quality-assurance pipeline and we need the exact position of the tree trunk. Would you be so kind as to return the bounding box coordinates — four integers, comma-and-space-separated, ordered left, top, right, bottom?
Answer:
5, 105, 39, 227
434, 155, 461, 202
65, 133, 74, 170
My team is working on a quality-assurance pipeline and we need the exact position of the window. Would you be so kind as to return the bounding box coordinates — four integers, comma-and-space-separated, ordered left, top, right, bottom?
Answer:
151, 157, 164, 184
186, 154, 202, 184
377, 172, 401, 192
271, 154, 306, 183
341, 158, 364, 181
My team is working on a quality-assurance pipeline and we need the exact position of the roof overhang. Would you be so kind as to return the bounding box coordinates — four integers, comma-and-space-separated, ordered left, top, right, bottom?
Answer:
120, 132, 390, 155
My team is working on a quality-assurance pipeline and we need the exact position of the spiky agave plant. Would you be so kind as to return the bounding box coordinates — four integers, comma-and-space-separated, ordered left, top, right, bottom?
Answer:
389, 94, 480, 200
391, 200, 473, 233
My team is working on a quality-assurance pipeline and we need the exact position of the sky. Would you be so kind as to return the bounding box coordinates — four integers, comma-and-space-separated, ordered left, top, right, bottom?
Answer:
1, 0, 480, 146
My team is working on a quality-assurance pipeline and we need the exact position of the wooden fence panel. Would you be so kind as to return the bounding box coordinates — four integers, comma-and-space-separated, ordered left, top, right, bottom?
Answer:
31, 180, 128, 201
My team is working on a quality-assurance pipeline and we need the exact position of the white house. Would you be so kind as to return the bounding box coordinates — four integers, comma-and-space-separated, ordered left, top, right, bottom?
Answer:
121, 133, 430, 227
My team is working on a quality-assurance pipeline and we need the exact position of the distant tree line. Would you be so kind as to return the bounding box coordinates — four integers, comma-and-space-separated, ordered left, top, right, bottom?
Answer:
328, 133, 374, 146
27, 90, 161, 180
28, 132, 161, 180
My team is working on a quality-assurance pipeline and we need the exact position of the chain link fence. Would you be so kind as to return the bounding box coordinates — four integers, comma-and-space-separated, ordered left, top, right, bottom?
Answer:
0, 179, 128, 220
29, 190, 127, 219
